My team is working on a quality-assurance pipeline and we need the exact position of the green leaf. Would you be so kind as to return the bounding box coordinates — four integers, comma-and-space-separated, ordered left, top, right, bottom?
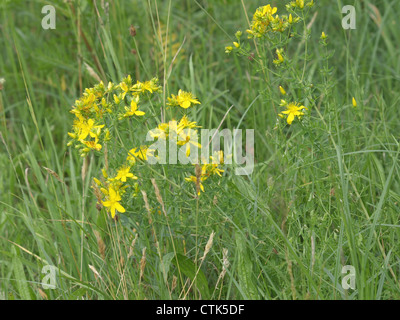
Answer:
11, 247, 31, 300
68, 287, 88, 300
160, 252, 175, 283
235, 232, 258, 299
172, 254, 210, 299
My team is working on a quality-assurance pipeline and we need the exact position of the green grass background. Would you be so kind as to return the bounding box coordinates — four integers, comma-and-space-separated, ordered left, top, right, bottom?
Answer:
1, 0, 400, 299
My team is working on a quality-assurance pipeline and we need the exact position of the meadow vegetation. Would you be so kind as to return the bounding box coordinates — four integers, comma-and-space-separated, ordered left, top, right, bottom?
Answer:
1, 0, 400, 300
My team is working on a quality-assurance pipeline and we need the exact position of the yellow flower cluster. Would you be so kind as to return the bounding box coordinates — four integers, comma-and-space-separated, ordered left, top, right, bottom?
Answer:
246, 4, 299, 38
67, 76, 161, 157
93, 166, 136, 218
185, 151, 225, 196
286, 0, 314, 11
226, 3, 316, 126
69, 75, 223, 219
149, 115, 202, 158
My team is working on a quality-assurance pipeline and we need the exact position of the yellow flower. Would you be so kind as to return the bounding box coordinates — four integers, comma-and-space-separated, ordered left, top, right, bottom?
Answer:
225, 46, 233, 53
205, 163, 224, 177
273, 49, 285, 65
185, 175, 205, 195
233, 42, 240, 48
132, 78, 161, 95
127, 145, 154, 162
115, 166, 137, 182
102, 186, 126, 218
177, 129, 202, 157
279, 86, 286, 95
121, 99, 145, 119
177, 115, 201, 132
120, 82, 129, 99
296, 0, 305, 9
167, 90, 201, 109
246, 4, 279, 38
74, 117, 104, 141
279, 102, 307, 125
210, 150, 224, 165
352, 97, 357, 108
321, 32, 328, 40
113, 94, 121, 104
83, 136, 102, 151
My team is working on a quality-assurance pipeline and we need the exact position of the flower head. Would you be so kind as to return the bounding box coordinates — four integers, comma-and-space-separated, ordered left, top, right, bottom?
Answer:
121, 99, 145, 119
279, 102, 307, 125
102, 186, 126, 218
352, 97, 357, 108
167, 90, 201, 109
127, 145, 154, 162
115, 166, 137, 182
82, 136, 102, 151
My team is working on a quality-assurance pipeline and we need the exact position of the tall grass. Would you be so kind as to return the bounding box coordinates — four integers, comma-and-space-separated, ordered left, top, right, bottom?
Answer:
1, 0, 400, 300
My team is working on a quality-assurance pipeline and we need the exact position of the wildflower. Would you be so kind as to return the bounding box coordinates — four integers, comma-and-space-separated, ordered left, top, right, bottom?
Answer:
352, 97, 357, 108
271, 15, 290, 32
233, 42, 240, 48
185, 175, 206, 195
120, 82, 129, 99
279, 86, 286, 95
167, 90, 201, 109
273, 49, 285, 65
321, 32, 328, 40
102, 186, 126, 218
107, 81, 114, 92
296, 0, 305, 9
205, 164, 224, 177
246, 4, 279, 38
210, 150, 224, 165
149, 125, 168, 140
72, 117, 104, 141
114, 94, 121, 104
177, 128, 202, 157
127, 145, 154, 162
115, 166, 137, 182
178, 115, 201, 132
279, 102, 307, 125
83, 136, 102, 151
132, 78, 161, 95
185, 152, 224, 195
225, 46, 233, 54
104, 128, 111, 142
121, 99, 145, 119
